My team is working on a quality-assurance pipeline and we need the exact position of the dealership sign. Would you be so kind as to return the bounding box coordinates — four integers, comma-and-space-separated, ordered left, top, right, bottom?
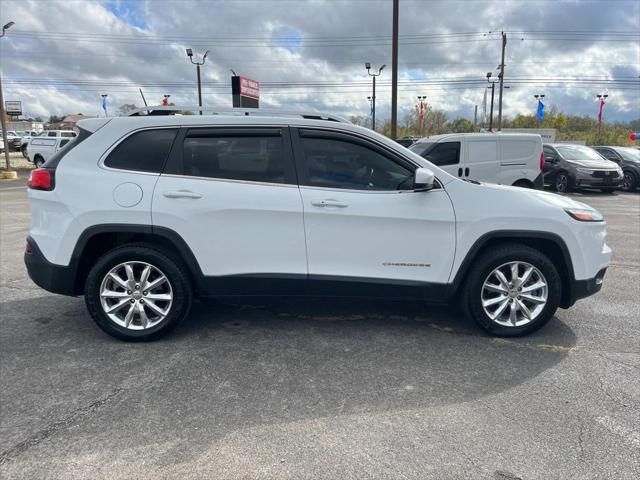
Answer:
240, 77, 260, 99
232, 76, 260, 108
5, 101, 22, 116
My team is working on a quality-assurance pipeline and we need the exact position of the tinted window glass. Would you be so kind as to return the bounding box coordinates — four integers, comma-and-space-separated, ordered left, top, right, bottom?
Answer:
47, 131, 56, 137
59, 139, 70, 148
61, 132, 75, 137
183, 134, 285, 183
300, 137, 413, 190
411, 142, 460, 166
556, 145, 604, 161
543, 146, 555, 157
105, 128, 177, 173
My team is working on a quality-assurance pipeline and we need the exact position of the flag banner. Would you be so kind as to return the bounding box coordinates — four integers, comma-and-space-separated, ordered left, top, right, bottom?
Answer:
597, 99, 605, 125
537, 100, 544, 122
102, 97, 107, 113
419, 102, 425, 123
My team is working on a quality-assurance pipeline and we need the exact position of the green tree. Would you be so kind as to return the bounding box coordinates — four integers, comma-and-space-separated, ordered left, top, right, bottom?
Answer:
117, 104, 138, 116
446, 117, 474, 133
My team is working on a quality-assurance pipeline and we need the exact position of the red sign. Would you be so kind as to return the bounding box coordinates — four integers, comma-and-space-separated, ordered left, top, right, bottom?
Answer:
240, 77, 260, 99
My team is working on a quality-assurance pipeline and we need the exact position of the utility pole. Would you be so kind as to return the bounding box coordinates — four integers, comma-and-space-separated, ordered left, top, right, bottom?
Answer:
0, 21, 15, 177
186, 48, 209, 115
391, 0, 399, 139
486, 72, 498, 132
497, 31, 507, 131
365, 63, 385, 131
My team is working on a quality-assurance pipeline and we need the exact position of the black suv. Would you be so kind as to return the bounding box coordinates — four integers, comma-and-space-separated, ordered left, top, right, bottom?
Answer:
542, 144, 622, 193
592, 146, 640, 192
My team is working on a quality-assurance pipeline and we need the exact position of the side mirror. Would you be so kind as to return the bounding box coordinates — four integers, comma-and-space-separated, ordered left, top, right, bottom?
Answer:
414, 167, 435, 191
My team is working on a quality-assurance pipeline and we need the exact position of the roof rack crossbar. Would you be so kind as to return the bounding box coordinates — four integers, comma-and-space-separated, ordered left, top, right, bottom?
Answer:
125, 105, 351, 123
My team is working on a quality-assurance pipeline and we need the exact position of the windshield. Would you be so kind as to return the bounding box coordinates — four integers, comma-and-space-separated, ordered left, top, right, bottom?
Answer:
617, 147, 640, 161
556, 145, 605, 161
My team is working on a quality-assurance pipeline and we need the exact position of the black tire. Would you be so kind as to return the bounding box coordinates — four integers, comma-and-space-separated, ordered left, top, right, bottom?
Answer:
462, 243, 562, 337
33, 155, 45, 168
513, 180, 533, 189
21, 145, 28, 158
620, 171, 637, 192
85, 244, 192, 341
554, 173, 572, 193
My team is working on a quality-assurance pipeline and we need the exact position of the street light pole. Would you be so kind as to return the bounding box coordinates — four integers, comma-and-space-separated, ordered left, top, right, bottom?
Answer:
365, 63, 385, 131
497, 31, 507, 131
186, 49, 209, 115
534, 94, 545, 127
417, 95, 427, 137
0, 21, 16, 175
596, 93, 608, 142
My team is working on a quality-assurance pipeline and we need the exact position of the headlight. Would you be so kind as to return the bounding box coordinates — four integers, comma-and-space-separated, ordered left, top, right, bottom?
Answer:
565, 208, 604, 222
576, 167, 593, 174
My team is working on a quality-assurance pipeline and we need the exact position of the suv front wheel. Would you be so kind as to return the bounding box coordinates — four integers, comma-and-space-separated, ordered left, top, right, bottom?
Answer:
85, 244, 192, 341
462, 243, 561, 336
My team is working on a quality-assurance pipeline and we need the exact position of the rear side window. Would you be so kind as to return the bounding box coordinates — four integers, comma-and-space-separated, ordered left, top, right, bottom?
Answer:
61, 132, 75, 137
181, 131, 286, 183
105, 128, 177, 173
413, 142, 460, 166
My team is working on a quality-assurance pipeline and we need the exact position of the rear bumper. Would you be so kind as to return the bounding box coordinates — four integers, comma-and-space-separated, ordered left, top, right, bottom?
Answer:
24, 236, 78, 296
562, 268, 607, 308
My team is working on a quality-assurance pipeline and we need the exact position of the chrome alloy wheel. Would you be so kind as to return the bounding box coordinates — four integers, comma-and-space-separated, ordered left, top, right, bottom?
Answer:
481, 261, 548, 327
99, 261, 173, 330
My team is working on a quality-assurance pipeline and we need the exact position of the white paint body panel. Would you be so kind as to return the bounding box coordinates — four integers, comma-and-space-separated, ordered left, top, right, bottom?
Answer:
299, 187, 455, 282
152, 175, 307, 276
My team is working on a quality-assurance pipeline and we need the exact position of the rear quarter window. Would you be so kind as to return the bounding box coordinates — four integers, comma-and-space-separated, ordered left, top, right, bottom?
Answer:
104, 128, 178, 173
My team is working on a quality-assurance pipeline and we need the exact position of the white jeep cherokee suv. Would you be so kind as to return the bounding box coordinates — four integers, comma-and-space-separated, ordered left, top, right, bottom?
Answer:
25, 109, 611, 341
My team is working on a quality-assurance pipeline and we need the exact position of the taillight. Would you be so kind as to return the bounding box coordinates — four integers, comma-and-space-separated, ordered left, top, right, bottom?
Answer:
28, 169, 55, 191
540, 151, 545, 172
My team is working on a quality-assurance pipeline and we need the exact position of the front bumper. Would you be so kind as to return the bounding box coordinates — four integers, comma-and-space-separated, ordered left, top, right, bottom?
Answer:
575, 170, 620, 188
562, 268, 607, 308
24, 236, 78, 296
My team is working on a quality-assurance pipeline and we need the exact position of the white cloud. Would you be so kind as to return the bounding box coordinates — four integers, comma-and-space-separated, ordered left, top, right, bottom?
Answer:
0, 0, 638, 122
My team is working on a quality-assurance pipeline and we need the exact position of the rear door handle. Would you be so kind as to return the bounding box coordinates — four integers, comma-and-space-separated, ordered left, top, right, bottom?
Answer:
311, 199, 348, 208
162, 190, 203, 199
465, 167, 470, 177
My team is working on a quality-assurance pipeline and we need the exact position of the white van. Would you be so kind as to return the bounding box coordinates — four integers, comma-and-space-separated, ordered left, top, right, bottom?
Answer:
27, 134, 77, 167
410, 133, 544, 189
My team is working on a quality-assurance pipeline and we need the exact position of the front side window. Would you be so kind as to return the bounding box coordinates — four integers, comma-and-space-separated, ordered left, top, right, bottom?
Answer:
105, 128, 177, 173
300, 137, 413, 190
182, 133, 285, 183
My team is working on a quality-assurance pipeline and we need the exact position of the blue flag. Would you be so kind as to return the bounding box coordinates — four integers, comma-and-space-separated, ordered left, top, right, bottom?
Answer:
102, 96, 107, 113
537, 100, 544, 122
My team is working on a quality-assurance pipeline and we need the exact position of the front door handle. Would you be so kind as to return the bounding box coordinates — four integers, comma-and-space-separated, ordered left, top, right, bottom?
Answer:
465, 167, 470, 177
311, 199, 348, 208
162, 190, 203, 199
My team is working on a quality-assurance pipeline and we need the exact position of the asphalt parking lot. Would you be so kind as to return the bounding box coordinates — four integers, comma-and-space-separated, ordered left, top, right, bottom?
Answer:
1, 177, 639, 479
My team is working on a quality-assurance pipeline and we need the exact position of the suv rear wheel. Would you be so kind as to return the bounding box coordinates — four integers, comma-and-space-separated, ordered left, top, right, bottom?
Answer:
85, 244, 192, 341
462, 243, 561, 336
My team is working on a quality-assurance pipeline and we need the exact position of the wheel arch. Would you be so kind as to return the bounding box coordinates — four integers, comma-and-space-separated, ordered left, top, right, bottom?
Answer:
512, 179, 534, 188
70, 224, 204, 295
451, 231, 576, 308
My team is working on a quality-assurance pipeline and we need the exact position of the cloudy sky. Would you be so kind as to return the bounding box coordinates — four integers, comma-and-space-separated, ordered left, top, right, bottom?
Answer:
1, 0, 638, 123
